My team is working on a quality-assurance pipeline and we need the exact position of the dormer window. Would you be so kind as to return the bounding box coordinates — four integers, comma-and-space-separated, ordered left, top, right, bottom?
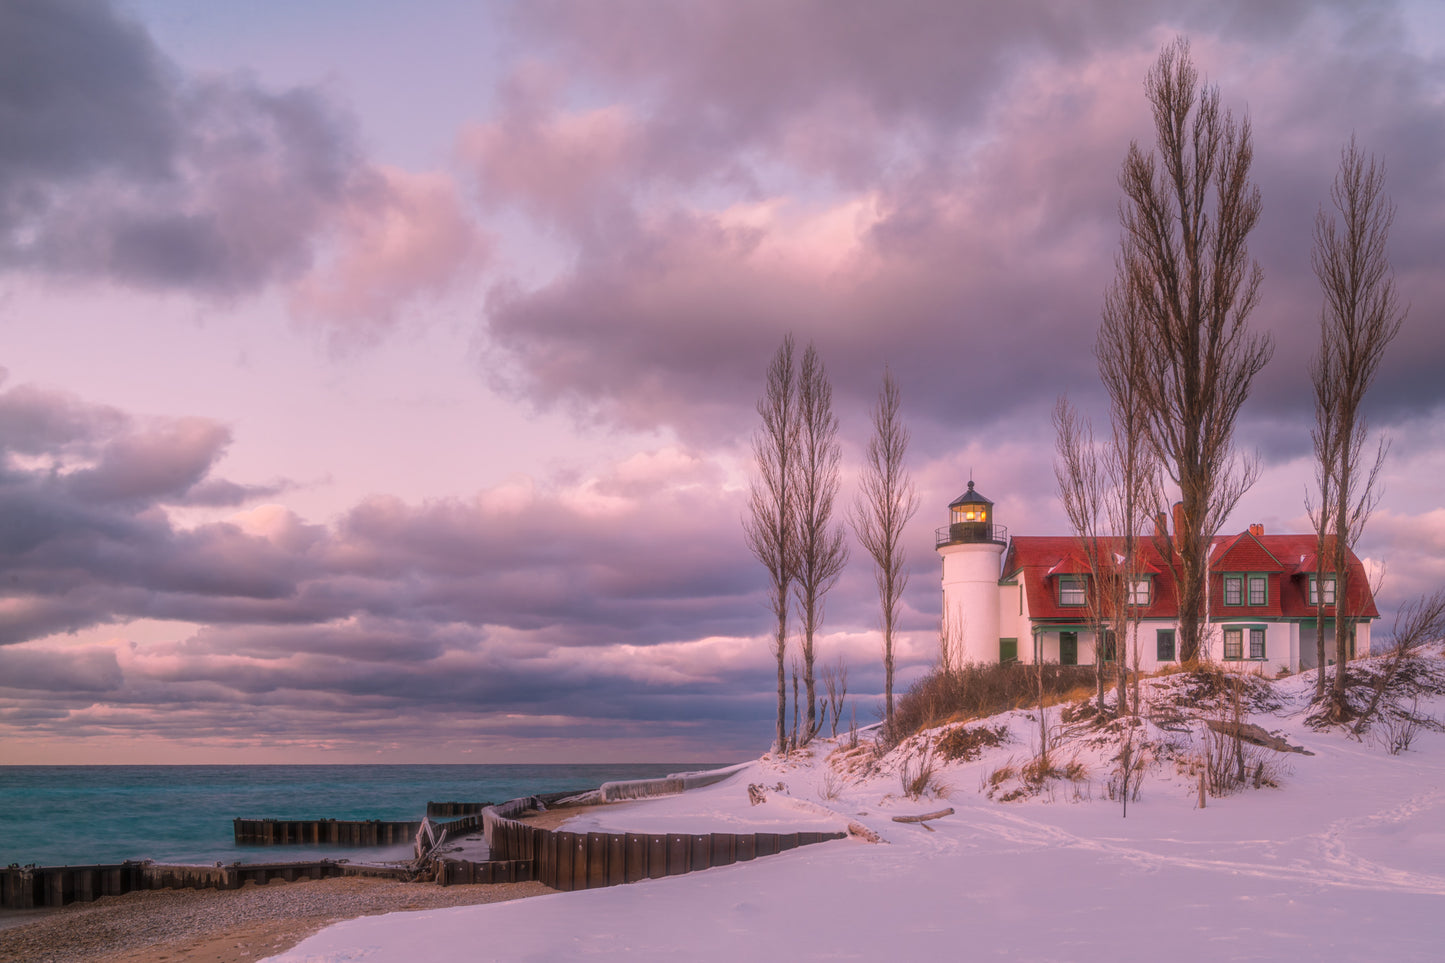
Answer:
1058, 575, 1086, 606
1308, 574, 1336, 606
1128, 577, 1151, 606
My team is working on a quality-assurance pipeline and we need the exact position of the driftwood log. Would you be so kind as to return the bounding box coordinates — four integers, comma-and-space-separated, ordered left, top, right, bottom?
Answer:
1204, 719, 1314, 755
891, 807, 954, 832
846, 821, 883, 844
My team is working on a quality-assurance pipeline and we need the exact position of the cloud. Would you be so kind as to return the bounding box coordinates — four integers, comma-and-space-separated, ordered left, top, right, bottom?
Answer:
0, 378, 934, 758
289, 167, 489, 342
470, 0, 1445, 454
0, 0, 483, 338
0, 646, 123, 694
4, 2, 1444, 762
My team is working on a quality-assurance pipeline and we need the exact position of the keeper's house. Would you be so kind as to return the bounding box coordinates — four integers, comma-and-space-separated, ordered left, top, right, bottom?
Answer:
937, 481, 1378, 671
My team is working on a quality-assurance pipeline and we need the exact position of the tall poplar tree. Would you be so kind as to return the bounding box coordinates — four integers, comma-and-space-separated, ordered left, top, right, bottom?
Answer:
851, 367, 918, 737
744, 335, 798, 752
1309, 138, 1405, 713
792, 343, 847, 744
1112, 37, 1273, 662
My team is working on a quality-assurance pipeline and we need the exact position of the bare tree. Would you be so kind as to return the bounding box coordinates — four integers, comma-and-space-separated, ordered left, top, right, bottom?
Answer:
1053, 398, 1114, 715
1310, 137, 1407, 713
1099, 269, 1164, 715
1115, 37, 1273, 663
821, 656, 849, 739
851, 367, 919, 737
792, 343, 848, 745
744, 335, 799, 753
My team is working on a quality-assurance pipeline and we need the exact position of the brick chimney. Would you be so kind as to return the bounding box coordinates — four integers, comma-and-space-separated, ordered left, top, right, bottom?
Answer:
1248, 523, 1264, 537
1171, 501, 1185, 537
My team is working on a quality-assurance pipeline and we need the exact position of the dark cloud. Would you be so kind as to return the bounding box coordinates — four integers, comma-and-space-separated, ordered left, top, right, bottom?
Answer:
0, 647, 123, 694
0, 0, 484, 338
0, 0, 357, 294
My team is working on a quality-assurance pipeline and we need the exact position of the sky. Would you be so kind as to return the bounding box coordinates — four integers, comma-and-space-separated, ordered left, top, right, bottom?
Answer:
1, 0, 1443, 765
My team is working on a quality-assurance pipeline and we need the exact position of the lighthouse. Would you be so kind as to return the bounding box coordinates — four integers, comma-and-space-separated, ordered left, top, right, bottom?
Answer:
936, 481, 1009, 663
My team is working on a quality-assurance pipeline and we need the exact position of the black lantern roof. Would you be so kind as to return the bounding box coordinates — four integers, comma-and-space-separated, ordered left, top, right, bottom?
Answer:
948, 480, 992, 510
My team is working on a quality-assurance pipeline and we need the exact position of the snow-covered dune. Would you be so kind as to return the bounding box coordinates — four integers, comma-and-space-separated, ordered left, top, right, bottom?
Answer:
270, 657, 1445, 961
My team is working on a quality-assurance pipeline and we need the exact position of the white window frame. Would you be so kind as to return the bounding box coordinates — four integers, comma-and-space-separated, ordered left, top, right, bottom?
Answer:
1308, 574, 1337, 606
1058, 576, 1086, 607
1128, 577, 1151, 606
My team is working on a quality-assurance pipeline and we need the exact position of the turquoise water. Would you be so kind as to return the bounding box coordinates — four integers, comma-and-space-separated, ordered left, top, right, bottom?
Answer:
0, 764, 725, 867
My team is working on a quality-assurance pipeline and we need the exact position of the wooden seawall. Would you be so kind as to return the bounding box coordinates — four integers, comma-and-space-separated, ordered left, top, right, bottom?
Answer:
461, 795, 847, 892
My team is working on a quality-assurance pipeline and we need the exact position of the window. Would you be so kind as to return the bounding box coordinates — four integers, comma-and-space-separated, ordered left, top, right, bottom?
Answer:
1060, 631, 1078, 666
1128, 578, 1151, 606
1100, 629, 1117, 663
1308, 574, 1337, 606
1224, 573, 1267, 606
1224, 575, 1243, 606
1156, 629, 1176, 662
1224, 626, 1267, 661
1058, 576, 1085, 606
999, 638, 1018, 663
1248, 575, 1267, 606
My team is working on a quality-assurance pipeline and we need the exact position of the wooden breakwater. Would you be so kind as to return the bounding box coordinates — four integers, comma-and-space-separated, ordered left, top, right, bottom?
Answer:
426, 801, 491, 817
233, 818, 423, 846
468, 795, 847, 892
233, 810, 491, 847
6, 774, 847, 908
0, 860, 408, 910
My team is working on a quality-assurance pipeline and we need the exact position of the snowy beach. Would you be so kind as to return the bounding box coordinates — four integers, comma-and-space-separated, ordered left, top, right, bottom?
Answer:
272, 662, 1445, 962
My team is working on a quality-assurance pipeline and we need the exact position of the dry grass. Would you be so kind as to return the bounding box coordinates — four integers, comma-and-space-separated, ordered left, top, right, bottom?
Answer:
893, 664, 1097, 742
817, 768, 846, 801
900, 745, 949, 800
827, 741, 880, 780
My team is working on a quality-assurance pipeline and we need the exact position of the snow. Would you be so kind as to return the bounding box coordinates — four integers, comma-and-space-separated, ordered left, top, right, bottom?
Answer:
268, 656, 1445, 961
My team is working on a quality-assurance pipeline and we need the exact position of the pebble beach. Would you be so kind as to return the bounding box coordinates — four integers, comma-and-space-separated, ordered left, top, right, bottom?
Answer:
0, 875, 551, 963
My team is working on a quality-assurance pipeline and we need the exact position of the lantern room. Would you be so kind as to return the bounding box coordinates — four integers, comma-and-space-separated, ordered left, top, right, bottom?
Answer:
938, 480, 1005, 546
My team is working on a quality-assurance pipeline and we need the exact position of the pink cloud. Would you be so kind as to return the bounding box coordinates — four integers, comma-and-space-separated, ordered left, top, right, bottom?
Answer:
289, 167, 488, 341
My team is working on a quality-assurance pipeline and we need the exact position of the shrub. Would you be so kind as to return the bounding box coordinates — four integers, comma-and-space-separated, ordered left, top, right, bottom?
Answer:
1379, 699, 1425, 755
893, 663, 1097, 741
935, 723, 1008, 762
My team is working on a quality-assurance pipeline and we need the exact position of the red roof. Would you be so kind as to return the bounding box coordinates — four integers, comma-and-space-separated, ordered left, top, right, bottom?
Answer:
1002, 531, 1378, 622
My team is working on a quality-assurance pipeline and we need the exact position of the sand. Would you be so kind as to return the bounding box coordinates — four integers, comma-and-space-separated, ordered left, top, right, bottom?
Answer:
0, 874, 552, 963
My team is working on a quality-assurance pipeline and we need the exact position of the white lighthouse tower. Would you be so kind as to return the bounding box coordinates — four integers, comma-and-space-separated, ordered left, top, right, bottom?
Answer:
936, 481, 1008, 663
